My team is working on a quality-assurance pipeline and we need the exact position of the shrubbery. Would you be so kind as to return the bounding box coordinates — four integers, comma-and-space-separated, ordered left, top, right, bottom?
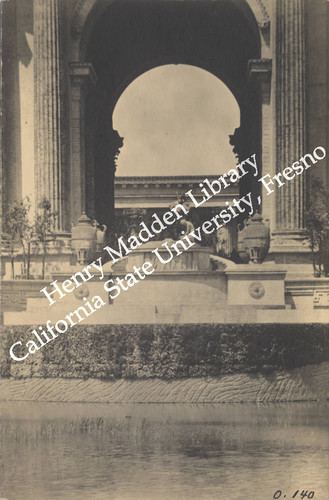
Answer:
1, 323, 329, 380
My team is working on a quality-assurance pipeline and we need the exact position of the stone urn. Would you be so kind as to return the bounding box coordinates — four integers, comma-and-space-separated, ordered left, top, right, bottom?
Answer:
71, 213, 97, 264
243, 212, 270, 263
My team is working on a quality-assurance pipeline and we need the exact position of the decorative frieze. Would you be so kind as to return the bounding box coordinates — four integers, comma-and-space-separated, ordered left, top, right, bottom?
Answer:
255, 0, 271, 31
313, 289, 329, 309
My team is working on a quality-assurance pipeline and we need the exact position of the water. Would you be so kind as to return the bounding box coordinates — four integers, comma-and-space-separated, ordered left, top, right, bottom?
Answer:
1, 401, 328, 500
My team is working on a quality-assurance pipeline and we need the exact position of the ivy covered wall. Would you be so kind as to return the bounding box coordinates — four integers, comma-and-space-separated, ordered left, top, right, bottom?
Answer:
1, 324, 329, 380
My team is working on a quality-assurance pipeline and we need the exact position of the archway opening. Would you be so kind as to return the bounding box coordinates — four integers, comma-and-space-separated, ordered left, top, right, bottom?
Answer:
113, 64, 240, 177
112, 64, 242, 253
83, 0, 261, 236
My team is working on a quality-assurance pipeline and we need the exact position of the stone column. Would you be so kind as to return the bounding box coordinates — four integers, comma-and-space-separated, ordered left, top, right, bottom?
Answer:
272, 0, 307, 254
94, 120, 123, 230
34, 0, 66, 231
248, 59, 272, 224
69, 62, 97, 226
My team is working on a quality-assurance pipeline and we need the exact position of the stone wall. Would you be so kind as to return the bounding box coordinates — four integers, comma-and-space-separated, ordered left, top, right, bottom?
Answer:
1, 362, 329, 403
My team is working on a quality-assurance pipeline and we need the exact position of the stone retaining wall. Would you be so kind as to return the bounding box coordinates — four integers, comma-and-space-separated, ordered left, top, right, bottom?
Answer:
1, 361, 328, 403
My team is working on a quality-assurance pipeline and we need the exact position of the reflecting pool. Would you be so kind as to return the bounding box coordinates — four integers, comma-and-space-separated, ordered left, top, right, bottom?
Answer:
1, 401, 328, 500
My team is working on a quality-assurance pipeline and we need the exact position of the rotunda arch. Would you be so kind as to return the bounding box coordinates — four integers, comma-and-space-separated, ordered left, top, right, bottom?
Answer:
69, 0, 266, 231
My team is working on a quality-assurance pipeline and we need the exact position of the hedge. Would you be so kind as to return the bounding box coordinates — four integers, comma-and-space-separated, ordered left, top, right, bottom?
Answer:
1, 324, 329, 380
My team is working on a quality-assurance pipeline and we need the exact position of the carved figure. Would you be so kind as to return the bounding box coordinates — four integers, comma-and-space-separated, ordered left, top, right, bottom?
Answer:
92, 219, 107, 246
169, 193, 194, 239
179, 218, 194, 238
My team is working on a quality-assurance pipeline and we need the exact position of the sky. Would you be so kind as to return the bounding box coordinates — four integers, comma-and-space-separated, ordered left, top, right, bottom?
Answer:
113, 64, 240, 177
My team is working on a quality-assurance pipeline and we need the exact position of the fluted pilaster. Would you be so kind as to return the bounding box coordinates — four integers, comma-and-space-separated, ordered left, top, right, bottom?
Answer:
34, 0, 66, 231
69, 62, 97, 225
275, 0, 306, 232
248, 59, 272, 223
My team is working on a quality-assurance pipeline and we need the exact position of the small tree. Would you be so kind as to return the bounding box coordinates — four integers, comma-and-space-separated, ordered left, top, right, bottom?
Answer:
17, 197, 34, 279
22, 219, 34, 279
2, 198, 32, 279
34, 197, 57, 279
305, 178, 329, 276
2, 204, 19, 279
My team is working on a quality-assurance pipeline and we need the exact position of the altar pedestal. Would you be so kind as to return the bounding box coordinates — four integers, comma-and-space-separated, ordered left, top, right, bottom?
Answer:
226, 265, 287, 308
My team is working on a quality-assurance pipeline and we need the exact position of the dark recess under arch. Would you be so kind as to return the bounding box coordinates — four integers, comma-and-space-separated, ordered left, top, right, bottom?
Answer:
83, 0, 261, 229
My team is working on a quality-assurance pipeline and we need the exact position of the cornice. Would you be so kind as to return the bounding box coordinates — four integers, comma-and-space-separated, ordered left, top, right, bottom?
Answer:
115, 175, 238, 185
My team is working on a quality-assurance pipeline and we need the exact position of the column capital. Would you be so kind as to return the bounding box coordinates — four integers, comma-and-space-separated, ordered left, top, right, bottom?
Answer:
109, 129, 124, 172
247, 59, 272, 83
70, 62, 98, 88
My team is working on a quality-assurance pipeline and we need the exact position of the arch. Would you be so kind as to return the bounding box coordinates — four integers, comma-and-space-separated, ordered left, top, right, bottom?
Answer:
70, 0, 269, 62
112, 64, 241, 177
85, 0, 261, 104
70, 0, 263, 232
109, 58, 244, 114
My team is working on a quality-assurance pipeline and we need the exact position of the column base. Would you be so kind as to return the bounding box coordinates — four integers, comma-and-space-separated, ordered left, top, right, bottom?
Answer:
267, 230, 313, 267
